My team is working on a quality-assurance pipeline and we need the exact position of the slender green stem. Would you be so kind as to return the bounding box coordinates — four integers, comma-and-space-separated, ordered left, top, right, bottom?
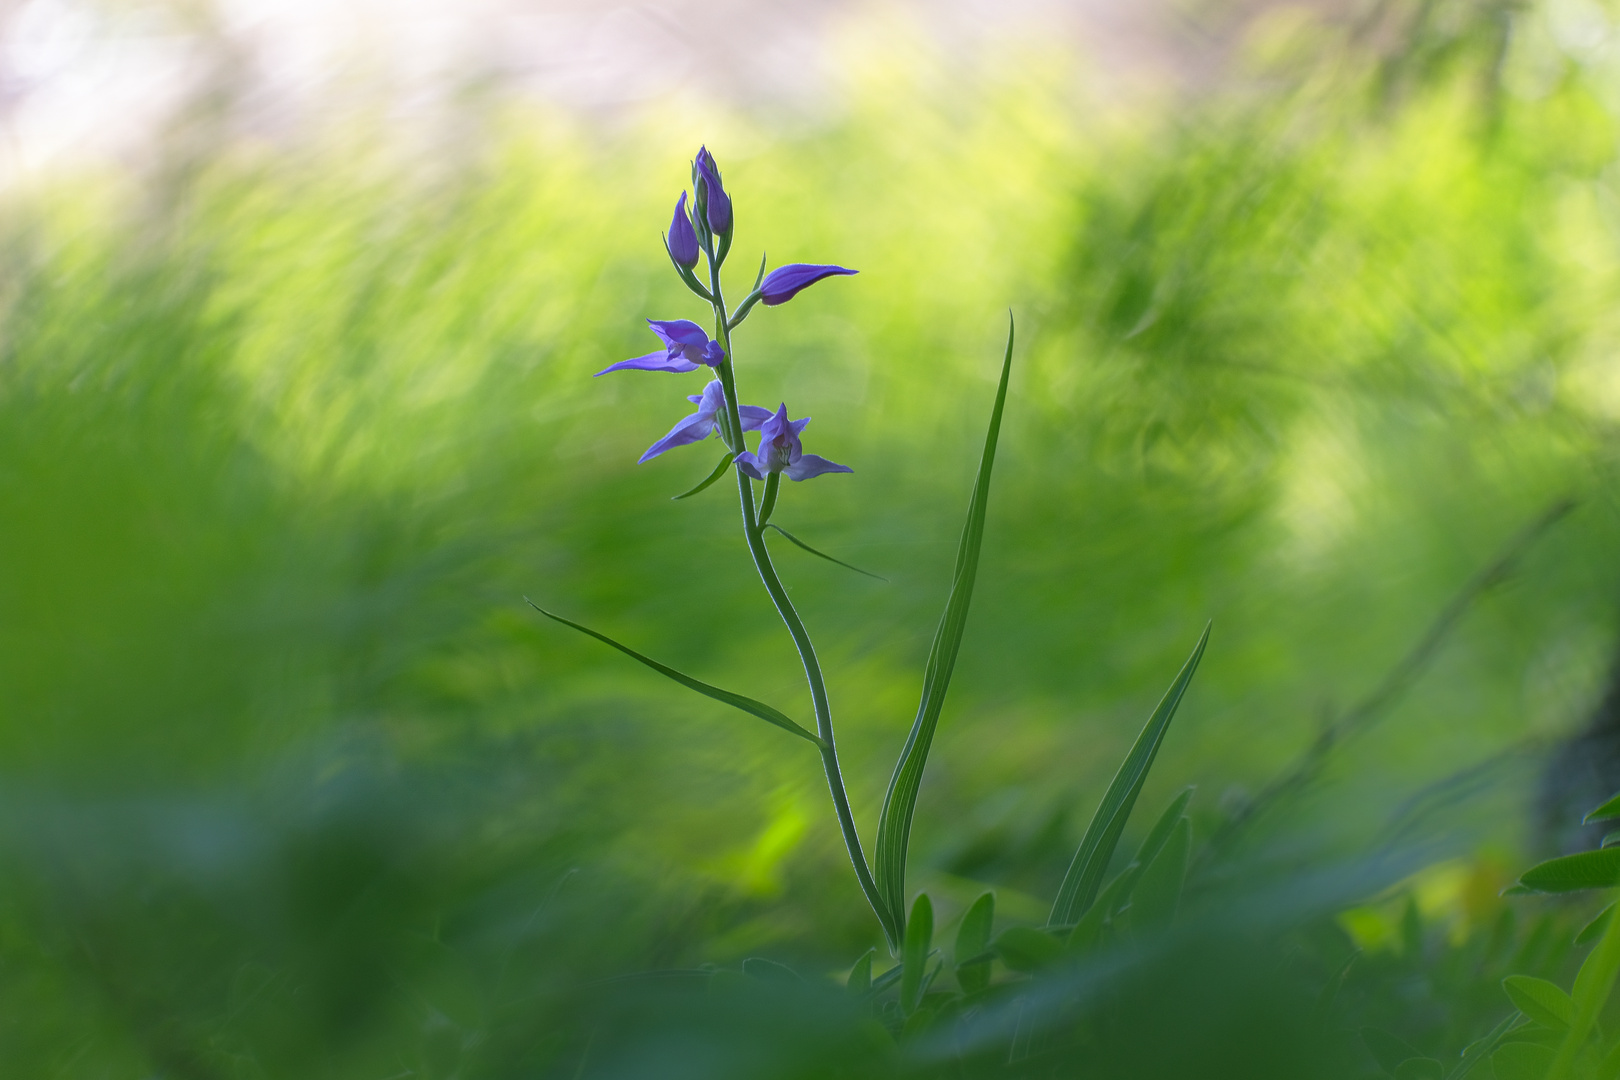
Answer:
700, 236, 897, 943
757, 472, 781, 528
1551, 885, 1620, 1080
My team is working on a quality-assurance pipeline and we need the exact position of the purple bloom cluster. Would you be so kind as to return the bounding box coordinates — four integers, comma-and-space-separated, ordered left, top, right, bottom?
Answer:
598, 146, 858, 483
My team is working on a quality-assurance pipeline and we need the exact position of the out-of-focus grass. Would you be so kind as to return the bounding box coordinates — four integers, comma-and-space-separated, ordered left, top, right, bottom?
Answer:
4, 2, 1620, 1072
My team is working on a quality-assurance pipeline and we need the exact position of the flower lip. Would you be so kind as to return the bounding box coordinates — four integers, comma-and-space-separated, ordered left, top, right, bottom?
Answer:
735, 403, 852, 481
695, 146, 733, 235
759, 264, 858, 307
667, 191, 699, 269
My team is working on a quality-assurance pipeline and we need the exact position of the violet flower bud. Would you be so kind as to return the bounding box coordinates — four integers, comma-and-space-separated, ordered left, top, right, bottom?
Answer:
667, 191, 699, 269
595, 319, 726, 375
639, 380, 771, 463
736, 404, 852, 482
760, 263, 858, 306
695, 146, 733, 236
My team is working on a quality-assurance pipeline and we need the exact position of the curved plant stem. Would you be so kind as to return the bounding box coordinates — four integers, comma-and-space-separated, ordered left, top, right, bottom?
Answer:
701, 237, 898, 945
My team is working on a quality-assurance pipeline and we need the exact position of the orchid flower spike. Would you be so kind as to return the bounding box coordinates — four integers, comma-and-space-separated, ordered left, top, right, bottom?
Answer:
667, 191, 699, 269
736, 404, 852, 482
694, 146, 733, 236
760, 263, 858, 306
596, 319, 726, 375
640, 380, 771, 464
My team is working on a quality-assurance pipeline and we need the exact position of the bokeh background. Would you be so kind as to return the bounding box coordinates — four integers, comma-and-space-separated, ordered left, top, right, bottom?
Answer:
4, 0, 1620, 1073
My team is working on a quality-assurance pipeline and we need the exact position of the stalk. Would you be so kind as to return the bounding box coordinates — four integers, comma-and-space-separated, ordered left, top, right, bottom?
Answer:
1550, 885, 1620, 1080
701, 236, 898, 943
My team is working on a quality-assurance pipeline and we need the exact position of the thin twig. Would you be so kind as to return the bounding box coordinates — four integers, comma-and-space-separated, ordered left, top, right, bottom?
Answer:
1202, 496, 1576, 862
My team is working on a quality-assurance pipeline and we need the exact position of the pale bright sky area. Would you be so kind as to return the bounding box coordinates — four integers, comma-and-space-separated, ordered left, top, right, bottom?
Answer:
0, 0, 1303, 186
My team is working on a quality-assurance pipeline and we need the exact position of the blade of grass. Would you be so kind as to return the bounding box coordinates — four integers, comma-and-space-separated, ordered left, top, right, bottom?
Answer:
873, 314, 1015, 938
1048, 624, 1210, 926
763, 524, 887, 581
525, 599, 825, 749
672, 452, 736, 500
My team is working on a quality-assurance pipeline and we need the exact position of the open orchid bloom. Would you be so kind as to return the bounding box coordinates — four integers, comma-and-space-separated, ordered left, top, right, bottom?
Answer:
639, 380, 771, 464
596, 319, 725, 376
736, 404, 853, 482
760, 264, 857, 306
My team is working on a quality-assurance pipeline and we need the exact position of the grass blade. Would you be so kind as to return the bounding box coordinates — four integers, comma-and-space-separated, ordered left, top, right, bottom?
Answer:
1048, 623, 1210, 926
873, 315, 1015, 941
764, 524, 887, 581
672, 452, 736, 500
525, 599, 826, 749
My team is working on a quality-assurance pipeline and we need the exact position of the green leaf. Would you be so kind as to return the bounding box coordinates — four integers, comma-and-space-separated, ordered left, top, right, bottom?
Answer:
1135, 787, 1195, 868
1392, 1058, 1444, 1080
873, 316, 1015, 942
1361, 1028, 1423, 1075
1518, 848, 1620, 894
900, 894, 934, 1015
1490, 1042, 1555, 1080
672, 452, 736, 500
846, 949, 874, 997
1066, 865, 1137, 954
526, 601, 826, 749
1129, 816, 1190, 933
1048, 624, 1211, 926
1604, 832, 1620, 849
1584, 791, 1620, 824
1454, 1014, 1519, 1080
994, 926, 1064, 973
1577, 903, 1616, 946
1503, 975, 1575, 1029
954, 892, 995, 995
764, 524, 887, 581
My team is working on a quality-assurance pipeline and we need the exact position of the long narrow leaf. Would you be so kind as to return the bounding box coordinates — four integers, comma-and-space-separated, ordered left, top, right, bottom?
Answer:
1048, 623, 1211, 926
672, 452, 736, 500
764, 524, 887, 581
873, 315, 1015, 943
525, 600, 826, 748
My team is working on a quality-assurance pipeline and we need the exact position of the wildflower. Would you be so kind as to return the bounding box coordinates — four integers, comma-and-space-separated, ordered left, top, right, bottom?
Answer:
640, 380, 771, 463
694, 146, 732, 236
596, 319, 725, 375
760, 263, 858, 306
667, 192, 699, 269
736, 404, 852, 481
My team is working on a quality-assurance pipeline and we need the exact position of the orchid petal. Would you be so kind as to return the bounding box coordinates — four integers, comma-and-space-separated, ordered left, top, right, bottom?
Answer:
735, 452, 766, 481
759, 264, 858, 306
596, 351, 700, 376
696, 146, 732, 234
784, 454, 852, 481
647, 319, 710, 349
738, 405, 772, 430
639, 412, 718, 463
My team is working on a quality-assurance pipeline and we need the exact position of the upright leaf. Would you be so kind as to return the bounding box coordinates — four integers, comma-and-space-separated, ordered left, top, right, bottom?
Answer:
873, 317, 1015, 942
955, 892, 995, 995
526, 601, 825, 748
1128, 816, 1190, 933
1048, 625, 1211, 926
846, 949, 874, 997
900, 894, 934, 1015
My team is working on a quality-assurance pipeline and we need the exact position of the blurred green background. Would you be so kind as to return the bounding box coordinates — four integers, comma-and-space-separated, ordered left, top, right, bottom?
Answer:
6, 0, 1620, 1073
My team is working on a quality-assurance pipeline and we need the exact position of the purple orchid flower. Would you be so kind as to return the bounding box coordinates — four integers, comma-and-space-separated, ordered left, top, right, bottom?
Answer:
736, 404, 853, 482
667, 191, 699, 269
640, 380, 771, 464
695, 146, 732, 235
596, 319, 726, 376
760, 263, 858, 306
